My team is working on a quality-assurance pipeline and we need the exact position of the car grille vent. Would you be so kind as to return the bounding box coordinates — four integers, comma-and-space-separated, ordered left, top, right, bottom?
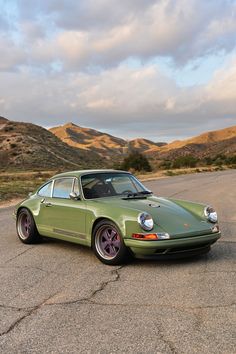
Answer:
154, 242, 212, 255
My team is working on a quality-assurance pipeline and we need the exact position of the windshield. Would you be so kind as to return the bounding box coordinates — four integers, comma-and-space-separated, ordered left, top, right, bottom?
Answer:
81, 172, 150, 199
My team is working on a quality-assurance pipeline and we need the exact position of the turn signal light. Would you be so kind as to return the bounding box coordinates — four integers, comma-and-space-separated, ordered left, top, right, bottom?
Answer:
132, 233, 158, 240
132, 232, 170, 240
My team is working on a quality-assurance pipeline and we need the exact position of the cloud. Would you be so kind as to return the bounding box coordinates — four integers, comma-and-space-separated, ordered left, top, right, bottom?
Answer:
0, 36, 26, 71
201, 58, 236, 123
0, 60, 235, 140
19, 21, 46, 41
0, 0, 235, 141
17, 0, 157, 30
9, 0, 235, 70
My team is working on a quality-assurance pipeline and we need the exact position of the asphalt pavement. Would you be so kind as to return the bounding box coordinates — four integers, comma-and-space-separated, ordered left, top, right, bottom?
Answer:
0, 170, 235, 354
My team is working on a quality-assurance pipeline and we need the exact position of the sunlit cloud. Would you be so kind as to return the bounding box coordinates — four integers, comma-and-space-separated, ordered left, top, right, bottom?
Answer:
0, 0, 235, 140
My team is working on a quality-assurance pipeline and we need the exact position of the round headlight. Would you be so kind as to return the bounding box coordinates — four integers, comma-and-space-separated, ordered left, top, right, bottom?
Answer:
204, 206, 218, 223
138, 212, 154, 231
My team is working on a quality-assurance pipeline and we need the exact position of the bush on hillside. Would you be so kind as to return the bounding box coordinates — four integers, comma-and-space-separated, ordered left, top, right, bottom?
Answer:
120, 152, 152, 172
172, 155, 198, 168
204, 154, 236, 166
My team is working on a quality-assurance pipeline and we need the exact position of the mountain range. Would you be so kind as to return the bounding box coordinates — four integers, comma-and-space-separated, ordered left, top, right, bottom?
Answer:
50, 122, 166, 159
0, 116, 236, 171
50, 122, 236, 161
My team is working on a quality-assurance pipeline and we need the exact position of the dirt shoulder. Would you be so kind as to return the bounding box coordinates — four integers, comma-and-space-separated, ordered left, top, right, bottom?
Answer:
0, 198, 23, 209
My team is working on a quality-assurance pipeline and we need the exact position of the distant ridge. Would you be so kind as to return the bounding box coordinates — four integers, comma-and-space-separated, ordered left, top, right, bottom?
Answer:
128, 138, 166, 153
50, 122, 127, 159
50, 121, 236, 160
145, 125, 236, 161
148, 125, 236, 153
50, 122, 166, 159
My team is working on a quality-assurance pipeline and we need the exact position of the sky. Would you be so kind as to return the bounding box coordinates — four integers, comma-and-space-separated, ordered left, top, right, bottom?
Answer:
0, 0, 236, 142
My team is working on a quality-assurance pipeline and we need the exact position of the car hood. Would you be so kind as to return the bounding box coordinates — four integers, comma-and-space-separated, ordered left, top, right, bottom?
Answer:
98, 196, 212, 237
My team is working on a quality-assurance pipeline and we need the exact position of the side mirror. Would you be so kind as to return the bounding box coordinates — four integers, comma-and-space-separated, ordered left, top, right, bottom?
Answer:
69, 192, 80, 200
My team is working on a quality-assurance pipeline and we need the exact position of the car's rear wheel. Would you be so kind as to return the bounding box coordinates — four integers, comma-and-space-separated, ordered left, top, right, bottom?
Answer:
16, 208, 41, 244
92, 220, 129, 265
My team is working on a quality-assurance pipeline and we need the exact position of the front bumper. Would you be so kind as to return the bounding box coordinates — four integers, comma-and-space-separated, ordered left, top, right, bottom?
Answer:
124, 232, 221, 259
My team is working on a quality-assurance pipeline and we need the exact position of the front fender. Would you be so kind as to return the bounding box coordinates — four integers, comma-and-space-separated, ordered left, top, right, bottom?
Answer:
85, 200, 165, 242
14, 194, 41, 220
86, 201, 139, 239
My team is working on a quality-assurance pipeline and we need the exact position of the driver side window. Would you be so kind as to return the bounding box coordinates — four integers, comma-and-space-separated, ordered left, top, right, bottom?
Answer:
53, 178, 73, 199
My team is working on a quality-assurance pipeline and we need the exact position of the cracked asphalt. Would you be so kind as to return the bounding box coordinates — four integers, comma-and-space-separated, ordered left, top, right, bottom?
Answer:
0, 170, 235, 354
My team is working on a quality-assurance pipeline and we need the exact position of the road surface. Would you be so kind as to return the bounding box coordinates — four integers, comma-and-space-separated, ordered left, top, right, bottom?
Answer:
0, 170, 235, 353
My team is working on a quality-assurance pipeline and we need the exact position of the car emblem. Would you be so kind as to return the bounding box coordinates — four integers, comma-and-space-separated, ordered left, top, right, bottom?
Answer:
184, 223, 190, 228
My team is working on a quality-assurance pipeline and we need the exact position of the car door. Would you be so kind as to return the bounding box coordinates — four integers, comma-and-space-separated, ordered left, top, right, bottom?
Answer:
38, 177, 87, 243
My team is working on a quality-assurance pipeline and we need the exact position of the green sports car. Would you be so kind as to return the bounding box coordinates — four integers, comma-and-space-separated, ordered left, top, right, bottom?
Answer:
14, 170, 221, 265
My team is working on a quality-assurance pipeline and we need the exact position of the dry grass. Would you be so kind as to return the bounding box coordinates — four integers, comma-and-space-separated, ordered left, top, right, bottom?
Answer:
0, 165, 233, 203
0, 171, 56, 202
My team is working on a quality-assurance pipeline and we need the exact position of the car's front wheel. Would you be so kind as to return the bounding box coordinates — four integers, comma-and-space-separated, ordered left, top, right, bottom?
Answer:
92, 220, 129, 265
16, 208, 41, 244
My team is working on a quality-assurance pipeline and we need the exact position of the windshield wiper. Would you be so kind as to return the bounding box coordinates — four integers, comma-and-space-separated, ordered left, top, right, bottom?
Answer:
122, 190, 152, 199
138, 190, 152, 195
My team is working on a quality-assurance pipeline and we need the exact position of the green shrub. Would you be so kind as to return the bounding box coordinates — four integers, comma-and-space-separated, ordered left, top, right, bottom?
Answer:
172, 155, 198, 168
120, 152, 152, 172
225, 156, 236, 165
159, 160, 172, 169
204, 157, 213, 165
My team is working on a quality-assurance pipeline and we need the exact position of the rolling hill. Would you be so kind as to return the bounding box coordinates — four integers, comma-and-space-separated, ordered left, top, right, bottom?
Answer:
0, 119, 106, 171
128, 138, 166, 153
50, 122, 127, 158
50, 123, 127, 159
1, 116, 235, 171
50, 122, 236, 162
50, 123, 166, 158
146, 125, 236, 160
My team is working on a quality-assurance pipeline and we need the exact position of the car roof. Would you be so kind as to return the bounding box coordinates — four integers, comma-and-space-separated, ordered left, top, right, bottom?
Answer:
52, 169, 130, 179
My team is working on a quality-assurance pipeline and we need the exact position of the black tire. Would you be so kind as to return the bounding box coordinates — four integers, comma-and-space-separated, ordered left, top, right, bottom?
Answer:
16, 208, 41, 244
92, 220, 129, 265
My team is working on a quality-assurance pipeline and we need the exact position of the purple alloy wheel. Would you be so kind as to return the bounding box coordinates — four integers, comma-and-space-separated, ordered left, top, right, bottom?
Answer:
95, 225, 121, 260
17, 212, 31, 240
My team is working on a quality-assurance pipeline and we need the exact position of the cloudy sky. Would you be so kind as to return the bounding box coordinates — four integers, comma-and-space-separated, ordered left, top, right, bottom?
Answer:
0, 0, 236, 141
